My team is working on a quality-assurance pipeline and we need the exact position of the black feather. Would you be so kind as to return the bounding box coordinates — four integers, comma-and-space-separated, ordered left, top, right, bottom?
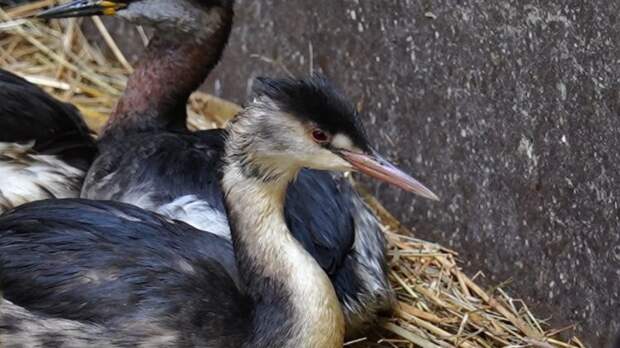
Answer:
284, 169, 355, 275
0, 69, 96, 170
0, 199, 239, 320
0, 199, 256, 346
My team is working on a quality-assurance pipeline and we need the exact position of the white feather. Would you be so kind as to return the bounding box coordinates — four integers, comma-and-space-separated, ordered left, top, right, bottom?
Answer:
0, 142, 84, 213
155, 195, 231, 238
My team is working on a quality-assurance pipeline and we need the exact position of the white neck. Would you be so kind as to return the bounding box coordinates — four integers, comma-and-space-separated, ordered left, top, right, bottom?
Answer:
222, 160, 345, 348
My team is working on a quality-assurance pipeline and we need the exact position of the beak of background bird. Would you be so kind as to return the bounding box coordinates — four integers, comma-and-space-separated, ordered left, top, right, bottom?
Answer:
37, 0, 126, 19
338, 149, 440, 201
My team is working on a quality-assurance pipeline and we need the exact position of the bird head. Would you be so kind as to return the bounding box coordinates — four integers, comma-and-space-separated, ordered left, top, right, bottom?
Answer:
37, 0, 233, 38
230, 75, 439, 201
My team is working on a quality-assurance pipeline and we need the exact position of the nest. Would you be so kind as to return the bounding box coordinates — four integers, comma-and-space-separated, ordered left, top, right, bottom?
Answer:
0, 2, 586, 347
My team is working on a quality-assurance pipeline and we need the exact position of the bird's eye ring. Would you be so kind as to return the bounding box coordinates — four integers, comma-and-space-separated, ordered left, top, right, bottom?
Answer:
311, 129, 330, 144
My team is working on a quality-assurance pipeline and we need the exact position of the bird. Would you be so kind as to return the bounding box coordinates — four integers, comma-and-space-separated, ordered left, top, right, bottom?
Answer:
37, 0, 438, 335
0, 75, 437, 348
0, 68, 96, 213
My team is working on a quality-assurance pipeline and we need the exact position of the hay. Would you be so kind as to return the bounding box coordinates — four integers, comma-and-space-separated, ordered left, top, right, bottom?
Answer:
0, 2, 585, 347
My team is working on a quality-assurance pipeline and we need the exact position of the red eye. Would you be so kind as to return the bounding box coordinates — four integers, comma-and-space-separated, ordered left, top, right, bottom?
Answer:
311, 129, 330, 143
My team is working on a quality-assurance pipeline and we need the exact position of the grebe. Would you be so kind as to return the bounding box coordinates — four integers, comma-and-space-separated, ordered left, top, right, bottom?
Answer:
1, 75, 434, 347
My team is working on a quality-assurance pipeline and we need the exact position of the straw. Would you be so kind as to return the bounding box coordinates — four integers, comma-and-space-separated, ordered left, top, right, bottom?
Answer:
0, 2, 585, 347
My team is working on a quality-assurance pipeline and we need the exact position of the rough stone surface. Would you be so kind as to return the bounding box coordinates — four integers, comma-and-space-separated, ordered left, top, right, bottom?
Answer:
99, 1, 619, 346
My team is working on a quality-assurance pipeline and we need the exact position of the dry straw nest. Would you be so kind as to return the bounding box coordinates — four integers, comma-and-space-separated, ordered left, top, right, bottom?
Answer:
0, 2, 587, 347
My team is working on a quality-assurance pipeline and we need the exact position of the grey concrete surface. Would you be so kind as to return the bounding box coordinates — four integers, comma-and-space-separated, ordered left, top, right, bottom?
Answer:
96, 1, 619, 346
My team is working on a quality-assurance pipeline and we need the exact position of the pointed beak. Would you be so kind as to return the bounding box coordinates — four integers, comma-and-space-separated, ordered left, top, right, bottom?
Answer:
37, 0, 126, 19
338, 149, 439, 201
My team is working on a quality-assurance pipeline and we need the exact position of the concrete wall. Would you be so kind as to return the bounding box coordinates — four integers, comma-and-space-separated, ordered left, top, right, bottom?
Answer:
99, 0, 618, 346
205, 1, 619, 346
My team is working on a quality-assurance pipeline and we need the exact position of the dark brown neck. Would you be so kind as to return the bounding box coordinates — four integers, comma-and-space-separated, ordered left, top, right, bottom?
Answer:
102, 7, 233, 136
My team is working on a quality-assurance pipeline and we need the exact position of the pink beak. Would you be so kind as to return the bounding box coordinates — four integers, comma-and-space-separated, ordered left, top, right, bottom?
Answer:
339, 149, 439, 201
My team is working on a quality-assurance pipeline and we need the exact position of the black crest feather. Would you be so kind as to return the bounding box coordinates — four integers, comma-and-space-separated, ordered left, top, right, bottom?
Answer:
252, 74, 371, 151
